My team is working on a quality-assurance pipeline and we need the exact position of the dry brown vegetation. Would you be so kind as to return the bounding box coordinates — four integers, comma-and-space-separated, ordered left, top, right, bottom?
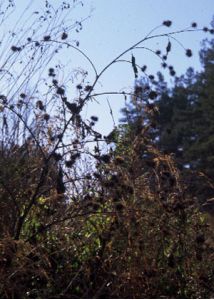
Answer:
0, 1, 214, 298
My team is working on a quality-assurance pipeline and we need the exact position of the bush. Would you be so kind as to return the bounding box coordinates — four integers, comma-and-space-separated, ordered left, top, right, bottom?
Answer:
0, 1, 213, 298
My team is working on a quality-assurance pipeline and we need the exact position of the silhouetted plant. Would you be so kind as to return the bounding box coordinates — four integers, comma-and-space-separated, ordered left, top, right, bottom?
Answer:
0, 1, 214, 298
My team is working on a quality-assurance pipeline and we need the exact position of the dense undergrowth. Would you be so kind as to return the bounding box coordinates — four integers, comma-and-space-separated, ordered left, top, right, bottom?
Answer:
0, 1, 214, 298
1, 130, 214, 298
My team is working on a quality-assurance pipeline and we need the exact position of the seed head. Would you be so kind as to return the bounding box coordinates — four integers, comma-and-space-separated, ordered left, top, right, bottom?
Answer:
43, 113, 50, 121
148, 91, 158, 100
43, 35, 51, 41
141, 65, 147, 72
61, 32, 68, 40
186, 49, 193, 57
56, 87, 65, 95
163, 20, 172, 27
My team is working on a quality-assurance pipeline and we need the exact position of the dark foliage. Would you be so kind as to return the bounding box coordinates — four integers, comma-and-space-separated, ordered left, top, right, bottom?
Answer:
0, 1, 214, 298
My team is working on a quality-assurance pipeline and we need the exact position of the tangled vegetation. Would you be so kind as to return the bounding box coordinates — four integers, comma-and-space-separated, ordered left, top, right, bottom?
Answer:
0, 1, 214, 298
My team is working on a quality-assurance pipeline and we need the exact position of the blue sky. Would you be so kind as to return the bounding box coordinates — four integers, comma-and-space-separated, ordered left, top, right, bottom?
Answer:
2, 0, 214, 135
78, 0, 214, 134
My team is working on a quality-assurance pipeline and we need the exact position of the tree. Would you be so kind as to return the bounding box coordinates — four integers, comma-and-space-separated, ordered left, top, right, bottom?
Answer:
156, 39, 214, 200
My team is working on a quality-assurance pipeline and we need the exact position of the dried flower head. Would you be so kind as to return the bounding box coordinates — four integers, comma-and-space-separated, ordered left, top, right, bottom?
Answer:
61, 32, 68, 40
186, 49, 193, 57
43, 35, 51, 41
148, 91, 158, 100
90, 116, 98, 122
162, 62, 167, 68
56, 87, 65, 95
36, 100, 45, 110
76, 84, 83, 89
141, 65, 147, 72
84, 85, 93, 92
43, 113, 50, 121
163, 20, 172, 27
170, 69, 176, 76
20, 93, 26, 99
11, 46, 21, 52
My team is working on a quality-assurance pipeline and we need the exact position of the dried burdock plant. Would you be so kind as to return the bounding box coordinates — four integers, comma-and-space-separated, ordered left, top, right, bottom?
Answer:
0, 1, 214, 298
